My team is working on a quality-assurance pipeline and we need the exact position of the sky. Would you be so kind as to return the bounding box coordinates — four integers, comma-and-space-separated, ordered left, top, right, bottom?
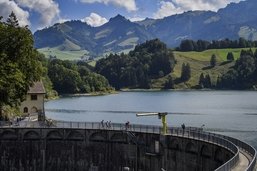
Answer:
0, 0, 243, 32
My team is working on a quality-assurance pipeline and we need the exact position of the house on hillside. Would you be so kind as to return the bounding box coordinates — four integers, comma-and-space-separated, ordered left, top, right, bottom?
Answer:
20, 81, 45, 121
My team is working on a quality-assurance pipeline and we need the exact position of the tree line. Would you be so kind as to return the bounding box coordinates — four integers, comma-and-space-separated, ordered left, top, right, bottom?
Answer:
177, 38, 257, 52
95, 39, 176, 89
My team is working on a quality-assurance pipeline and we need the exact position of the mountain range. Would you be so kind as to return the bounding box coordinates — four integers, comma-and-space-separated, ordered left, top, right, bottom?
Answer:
34, 0, 257, 56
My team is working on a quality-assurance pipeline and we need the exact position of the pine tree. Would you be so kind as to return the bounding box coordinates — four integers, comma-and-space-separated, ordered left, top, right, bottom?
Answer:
186, 63, 191, 81
180, 63, 191, 82
205, 74, 212, 88
164, 75, 174, 89
199, 73, 205, 88
216, 75, 222, 89
210, 54, 217, 67
6, 12, 19, 27
239, 37, 246, 48
227, 52, 234, 61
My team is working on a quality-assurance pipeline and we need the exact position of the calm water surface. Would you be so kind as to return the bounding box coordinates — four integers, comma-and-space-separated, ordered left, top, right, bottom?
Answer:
45, 91, 257, 149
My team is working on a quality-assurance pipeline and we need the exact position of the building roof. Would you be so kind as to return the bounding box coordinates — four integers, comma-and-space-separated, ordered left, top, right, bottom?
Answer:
27, 81, 46, 94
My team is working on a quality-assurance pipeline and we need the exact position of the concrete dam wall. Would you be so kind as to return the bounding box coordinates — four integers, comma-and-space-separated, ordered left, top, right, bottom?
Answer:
0, 127, 233, 171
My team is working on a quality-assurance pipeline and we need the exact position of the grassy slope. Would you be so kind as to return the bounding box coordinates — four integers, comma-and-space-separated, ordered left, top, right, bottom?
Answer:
38, 48, 88, 60
152, 48, 256, 89
174, 48, 256, 62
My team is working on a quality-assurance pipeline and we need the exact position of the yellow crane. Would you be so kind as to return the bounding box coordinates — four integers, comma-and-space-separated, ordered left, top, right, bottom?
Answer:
136, 112, 168, 135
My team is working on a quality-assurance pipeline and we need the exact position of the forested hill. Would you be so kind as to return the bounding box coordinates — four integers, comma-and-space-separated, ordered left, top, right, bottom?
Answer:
95, 39, 175, 89
34, 0, 257, 56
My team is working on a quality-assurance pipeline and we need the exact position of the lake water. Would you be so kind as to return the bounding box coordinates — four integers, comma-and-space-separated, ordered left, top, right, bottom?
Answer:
45, 90, 257, 149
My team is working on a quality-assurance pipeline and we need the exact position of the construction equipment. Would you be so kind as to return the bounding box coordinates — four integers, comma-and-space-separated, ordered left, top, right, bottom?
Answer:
136, 112, 168, 135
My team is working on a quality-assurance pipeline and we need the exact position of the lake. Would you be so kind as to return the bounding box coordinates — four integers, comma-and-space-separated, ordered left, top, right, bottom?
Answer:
45, 90, 257, 149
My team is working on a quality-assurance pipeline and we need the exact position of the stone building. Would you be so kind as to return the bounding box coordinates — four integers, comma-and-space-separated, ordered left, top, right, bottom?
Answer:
19, 81, 45, 121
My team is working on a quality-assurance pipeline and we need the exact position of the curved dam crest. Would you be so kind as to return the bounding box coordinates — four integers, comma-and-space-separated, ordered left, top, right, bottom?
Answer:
1, 122, 253, 171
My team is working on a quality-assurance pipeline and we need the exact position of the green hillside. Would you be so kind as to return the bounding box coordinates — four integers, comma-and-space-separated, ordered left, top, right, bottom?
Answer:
38, 48, 88, 60
152, 48, 256, 89
174, 48, 257, 62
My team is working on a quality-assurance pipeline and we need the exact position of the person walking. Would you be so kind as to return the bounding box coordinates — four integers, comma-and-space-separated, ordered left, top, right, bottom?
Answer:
125, 121, 128, 130
108, 121, 111, 128
105, 121, 109, 128
181, 123, 185, 135
101, 120, 104, 128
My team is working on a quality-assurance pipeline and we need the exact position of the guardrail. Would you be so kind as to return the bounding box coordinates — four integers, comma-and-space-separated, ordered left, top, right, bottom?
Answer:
1, 120, 251, 171
166, 127, 239, 171
209, 132, 257, 171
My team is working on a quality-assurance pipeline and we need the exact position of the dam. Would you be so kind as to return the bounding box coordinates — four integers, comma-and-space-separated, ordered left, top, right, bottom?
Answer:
0, 121, 256, 171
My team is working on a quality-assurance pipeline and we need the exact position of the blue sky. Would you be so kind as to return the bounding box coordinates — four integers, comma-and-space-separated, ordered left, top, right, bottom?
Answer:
0, 0, 243, 32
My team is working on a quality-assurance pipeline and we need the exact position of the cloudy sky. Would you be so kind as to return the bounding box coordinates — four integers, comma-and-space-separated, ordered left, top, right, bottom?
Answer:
0, 0, 243, 32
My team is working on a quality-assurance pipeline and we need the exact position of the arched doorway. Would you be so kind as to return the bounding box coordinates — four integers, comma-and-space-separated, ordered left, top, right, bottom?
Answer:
23, 107, 28, 113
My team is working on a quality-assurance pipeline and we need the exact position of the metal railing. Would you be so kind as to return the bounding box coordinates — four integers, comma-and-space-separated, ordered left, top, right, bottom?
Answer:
166, 127, 239, 171
209, 132, 257, 171
1, 120, 255, 170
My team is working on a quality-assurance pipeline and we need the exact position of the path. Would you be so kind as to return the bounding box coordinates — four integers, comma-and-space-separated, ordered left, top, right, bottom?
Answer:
231, 150, 250, 171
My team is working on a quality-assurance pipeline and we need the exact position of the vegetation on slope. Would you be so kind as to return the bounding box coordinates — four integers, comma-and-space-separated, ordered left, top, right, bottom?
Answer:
95, 39, 175, 89
218, 49, 257, 89
39, 38, 257, 91
152, 47, 257, 89
38, 48, 88, 61
47, 59, 113, 94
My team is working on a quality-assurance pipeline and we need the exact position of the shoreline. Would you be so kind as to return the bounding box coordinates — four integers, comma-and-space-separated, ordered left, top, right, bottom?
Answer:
120, 88, 257, 92
59, 90, 118, 97
46, 89, 257, 100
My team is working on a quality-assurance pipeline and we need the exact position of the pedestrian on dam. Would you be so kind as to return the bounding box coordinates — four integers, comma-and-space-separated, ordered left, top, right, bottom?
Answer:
181, 123, 185, 135
125, 121, 130, 130
106, 121, 109, 128
101, 120, 104, 128
108, 121, 111, 128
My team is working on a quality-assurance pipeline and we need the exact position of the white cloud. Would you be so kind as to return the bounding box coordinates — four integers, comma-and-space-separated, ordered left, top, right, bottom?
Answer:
129, 17, 145, 22
154, 1, 183, 19
58, 18, 70, 24
154, 0, 241, 19
15, 0, 60, 28
82, 13, 108, 27
79, 0, 137, 12
0, 0, 30, 26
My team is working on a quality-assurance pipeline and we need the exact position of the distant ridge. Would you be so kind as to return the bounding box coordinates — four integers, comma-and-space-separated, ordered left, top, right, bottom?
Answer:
34, 0, 257, 56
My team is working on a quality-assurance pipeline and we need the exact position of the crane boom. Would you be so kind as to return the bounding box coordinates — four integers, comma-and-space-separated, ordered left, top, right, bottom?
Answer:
136, 113, 159, 116
136, 112, 168, 135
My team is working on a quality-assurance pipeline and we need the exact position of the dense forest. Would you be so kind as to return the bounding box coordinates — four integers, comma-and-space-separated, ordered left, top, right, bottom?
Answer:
177, 38, 257, 52
95, 39, 176, 89
47, 58, 113, 94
